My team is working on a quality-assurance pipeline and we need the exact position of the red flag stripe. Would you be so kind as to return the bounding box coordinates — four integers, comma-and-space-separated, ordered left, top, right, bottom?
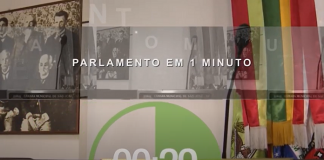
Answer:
291, 0, 324, 149
297, 0, 324, 125
290, 0, 305, 125
231, 0, 260, 128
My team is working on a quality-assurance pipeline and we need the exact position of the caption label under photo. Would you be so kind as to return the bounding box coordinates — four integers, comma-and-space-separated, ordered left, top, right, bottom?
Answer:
270, 93, 324, 99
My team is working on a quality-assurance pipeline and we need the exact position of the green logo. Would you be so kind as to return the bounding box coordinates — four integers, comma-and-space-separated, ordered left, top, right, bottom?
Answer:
89, 102, 221, 160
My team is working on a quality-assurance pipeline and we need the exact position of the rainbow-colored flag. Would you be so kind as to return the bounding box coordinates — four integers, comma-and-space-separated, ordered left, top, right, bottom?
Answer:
230, 0, 324, 157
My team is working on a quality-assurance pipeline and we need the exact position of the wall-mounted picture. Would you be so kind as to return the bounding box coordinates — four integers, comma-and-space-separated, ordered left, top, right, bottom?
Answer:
0, 0, 82, 90
96, 27, 130, 80
0, 99, 79, 134
187, 27, 228, 90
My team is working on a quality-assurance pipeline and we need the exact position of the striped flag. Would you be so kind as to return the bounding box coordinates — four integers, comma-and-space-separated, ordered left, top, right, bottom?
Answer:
231, 0, 268, 150
230, 0, 324, 152
289, 0, 324, 149
262, 0, 294, 147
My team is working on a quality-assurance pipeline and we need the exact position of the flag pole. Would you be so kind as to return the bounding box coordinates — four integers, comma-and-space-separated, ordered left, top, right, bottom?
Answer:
222, 24, 251, 158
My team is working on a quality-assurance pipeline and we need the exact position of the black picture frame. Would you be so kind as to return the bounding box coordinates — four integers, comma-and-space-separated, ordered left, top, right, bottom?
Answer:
0, 0, 82, 134
96, 27, 131, 80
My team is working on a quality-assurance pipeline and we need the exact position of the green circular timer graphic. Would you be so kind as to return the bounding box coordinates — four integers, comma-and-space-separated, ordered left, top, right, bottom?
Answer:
89, 102, 221, 160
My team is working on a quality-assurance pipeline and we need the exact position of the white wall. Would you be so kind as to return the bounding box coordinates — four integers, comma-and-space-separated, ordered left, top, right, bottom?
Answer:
97, 27, 192, 90
91, 0, 233, 90
89, 0, 232, 26
0, 0, 233, 159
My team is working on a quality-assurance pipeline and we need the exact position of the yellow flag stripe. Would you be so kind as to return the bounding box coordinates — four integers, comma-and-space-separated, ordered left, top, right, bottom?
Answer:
247, 0, 267, 126
279, 0, 294, 121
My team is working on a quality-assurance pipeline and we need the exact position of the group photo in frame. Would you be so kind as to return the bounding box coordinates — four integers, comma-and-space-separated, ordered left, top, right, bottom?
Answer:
0, 0, 82, 134
0, 0, 82, 90
96, 27, 130, 80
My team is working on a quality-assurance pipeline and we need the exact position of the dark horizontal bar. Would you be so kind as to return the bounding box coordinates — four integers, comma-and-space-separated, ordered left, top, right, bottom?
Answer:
8, 93, 79, 99
139, 92, 213, 99
0, 89, 323, 100
7, 90, 76, 93
85, 90, 138, 99
269, 93, 324, 99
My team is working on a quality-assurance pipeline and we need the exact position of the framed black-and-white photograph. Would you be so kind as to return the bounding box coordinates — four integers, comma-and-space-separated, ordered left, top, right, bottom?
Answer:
187, 27, 228, 90
0, 0, 82, 90
96, 27, 130, 80
0, 99, 79, 134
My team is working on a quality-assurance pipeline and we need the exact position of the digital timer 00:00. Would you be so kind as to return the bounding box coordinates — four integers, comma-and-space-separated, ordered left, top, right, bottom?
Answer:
105, 148, 197, 160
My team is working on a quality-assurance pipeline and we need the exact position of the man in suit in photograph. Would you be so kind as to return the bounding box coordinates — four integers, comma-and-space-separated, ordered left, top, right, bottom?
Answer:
12, 14, 43, 89
30, 54, 55, 89
46, 10, 80, 89
100, 32, 115, 77
115, 30, 129, 59
0, 17, 14, 54
105, 47, 126, 79
103, 32, 114, 60
96, 33, 103, 59
0, 49, 13, 90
